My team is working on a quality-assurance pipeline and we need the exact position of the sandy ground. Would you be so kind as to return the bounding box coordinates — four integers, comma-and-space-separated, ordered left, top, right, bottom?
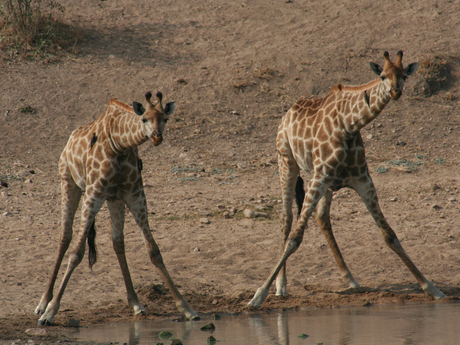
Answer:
1, 0, 460, 343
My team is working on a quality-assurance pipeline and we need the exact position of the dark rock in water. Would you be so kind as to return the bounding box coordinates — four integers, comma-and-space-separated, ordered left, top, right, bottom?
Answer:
200, 323, 216, 331
207, 336, 217, 345
211, 313, 221, 320
158, 331, 173, 339
298, 333, 309, 339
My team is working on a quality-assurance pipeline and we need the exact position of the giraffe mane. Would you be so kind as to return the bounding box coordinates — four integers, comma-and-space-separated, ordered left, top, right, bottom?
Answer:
108, 98, 136, 114
329, 78, 382, 94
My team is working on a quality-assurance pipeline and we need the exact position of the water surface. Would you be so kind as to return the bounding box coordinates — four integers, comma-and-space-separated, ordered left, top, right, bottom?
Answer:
68, 302, 460, 345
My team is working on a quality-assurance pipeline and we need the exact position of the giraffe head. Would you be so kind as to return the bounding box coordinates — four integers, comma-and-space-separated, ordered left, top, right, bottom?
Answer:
370, 51, 419, 100
132, 91, 176, 146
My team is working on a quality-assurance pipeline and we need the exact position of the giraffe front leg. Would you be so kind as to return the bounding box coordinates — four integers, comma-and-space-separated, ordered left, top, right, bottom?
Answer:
125, 193, 199, 320
351, 176, 446, 300
249, 175, 329, 308
107, 200, 145, 316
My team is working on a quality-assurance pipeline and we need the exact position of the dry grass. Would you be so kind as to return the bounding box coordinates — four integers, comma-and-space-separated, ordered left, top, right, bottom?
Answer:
0, 0, 81, 61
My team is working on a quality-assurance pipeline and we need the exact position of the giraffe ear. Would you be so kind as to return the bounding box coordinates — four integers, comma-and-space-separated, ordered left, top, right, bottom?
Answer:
132, 101, 145, 115
164, 101, 176, 116
370, 62, 383, 76
404, 62, 419, 76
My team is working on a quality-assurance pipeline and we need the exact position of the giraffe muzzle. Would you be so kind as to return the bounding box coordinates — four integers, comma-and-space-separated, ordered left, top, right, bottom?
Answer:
390, 88, 402, 100
151, 135, 163, 146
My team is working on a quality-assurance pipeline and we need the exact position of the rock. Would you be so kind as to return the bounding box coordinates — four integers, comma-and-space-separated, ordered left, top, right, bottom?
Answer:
158, 331, 173, 339
243, 209, 255, 218
170, 339, 183, 345
25, 328, 47, 336
211, 313, 221, 320
200, 323, 215, 331
200, 218, 211, 224
243, 209, 268, 218
207, 336, 217, 345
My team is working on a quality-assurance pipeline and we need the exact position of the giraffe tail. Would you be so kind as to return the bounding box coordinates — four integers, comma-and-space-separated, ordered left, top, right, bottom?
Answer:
87, 220, 97, 269
295, 176, 305, 217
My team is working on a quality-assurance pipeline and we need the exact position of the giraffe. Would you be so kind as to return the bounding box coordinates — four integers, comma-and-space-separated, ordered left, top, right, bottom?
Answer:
34, 91, 199, 325
248, 51, 446, 308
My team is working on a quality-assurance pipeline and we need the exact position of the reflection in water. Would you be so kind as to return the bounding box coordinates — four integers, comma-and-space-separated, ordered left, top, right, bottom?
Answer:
69, 302, 460, 345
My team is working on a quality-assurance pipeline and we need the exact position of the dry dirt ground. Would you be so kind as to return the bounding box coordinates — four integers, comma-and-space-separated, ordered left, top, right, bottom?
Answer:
1, 0, 460, 343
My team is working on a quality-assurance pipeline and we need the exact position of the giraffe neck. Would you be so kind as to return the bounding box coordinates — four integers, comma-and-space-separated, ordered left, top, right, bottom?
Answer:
108, 110, 148, 154
339, 79, 391, 135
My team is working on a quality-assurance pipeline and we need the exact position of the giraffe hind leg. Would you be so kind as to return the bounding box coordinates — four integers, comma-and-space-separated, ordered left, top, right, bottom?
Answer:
314, 189, 359, 288
38, 196, 105, 325
35, 178, 81, 315
107, 199, 145, 316
275, 153, 299, 296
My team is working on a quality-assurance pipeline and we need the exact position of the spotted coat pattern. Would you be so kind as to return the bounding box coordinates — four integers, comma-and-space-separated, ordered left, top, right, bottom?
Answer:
35, 92, 198, 325
248, 52, 446, 308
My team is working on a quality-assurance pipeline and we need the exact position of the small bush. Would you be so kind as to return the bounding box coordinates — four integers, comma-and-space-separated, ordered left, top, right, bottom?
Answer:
0, 0, 80, 60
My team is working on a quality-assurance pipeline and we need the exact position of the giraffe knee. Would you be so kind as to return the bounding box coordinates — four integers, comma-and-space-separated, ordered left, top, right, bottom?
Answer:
285, 238, 301, 255
69, 251, 84, 267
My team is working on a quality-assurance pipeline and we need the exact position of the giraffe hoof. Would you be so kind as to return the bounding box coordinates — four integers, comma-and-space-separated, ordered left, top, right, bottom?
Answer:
37, 318, 52, 326
190, 315, 201, 321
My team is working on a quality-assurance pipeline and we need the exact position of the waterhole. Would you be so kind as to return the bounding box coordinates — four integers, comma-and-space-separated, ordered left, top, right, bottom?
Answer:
68, 302, 460, 345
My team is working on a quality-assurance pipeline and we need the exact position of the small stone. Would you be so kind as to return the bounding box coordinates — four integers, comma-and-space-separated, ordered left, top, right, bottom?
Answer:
236, 162, 246, 169
366, 134, 373, 140
212, 299, 218, 305
170, 339, 183, 345
200, 323, 216, 331
200, 218, 211, 224
223, 211, 232, 219
207, 336, 217, 345
158, 331, 173, 339
217, 204, 225, 210
243, 209, 255, 218
298, 333, 309, 339
3, 211, 12, 216
389, 197, 398, 202
431, 204, 442, 210
25, 328, 47, 336
194, 247, 200, 252
211, 313, 221, 320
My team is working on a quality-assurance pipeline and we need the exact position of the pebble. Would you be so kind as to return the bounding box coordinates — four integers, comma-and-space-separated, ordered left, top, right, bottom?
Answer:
24, 328, 46, 336
243, 209, 268, 218
200, 218, 211, 224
